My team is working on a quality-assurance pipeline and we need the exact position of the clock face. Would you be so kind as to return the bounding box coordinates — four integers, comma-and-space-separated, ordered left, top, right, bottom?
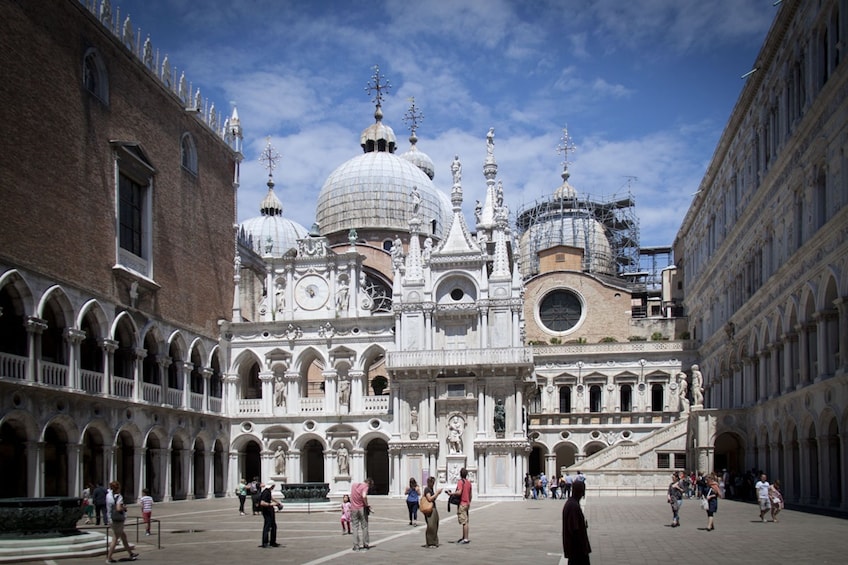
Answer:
294, 275, 330, 310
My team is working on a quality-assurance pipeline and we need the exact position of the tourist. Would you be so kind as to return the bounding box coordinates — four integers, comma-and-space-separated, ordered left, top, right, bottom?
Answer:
452, 467, 472, 544
755, 472, 771, 522
258, 480, 282, 548
667, 471, 684, 527
235, 477, 248, 515
700, 472, 721, 531
563, 472, 573, 499
524, 473, 532, 499
250, 476, 261, 515
350, 478, 373, 551
769, 480, 784, 522
92, 482, 108, 526
405, 477, 421, 526
139, 488, 153, 536
81, 483, 94, 524
422, 476, 442, 548
550, 475, 559, 500
105, 481, 137, 562
340, 494, 352, 534
562, 480, 591, 565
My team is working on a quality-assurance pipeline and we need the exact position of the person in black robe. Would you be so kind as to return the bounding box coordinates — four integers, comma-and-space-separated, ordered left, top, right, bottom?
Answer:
562, 479, 591, 565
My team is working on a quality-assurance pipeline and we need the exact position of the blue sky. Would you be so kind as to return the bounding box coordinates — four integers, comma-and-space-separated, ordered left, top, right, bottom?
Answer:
112, 0, 775, 247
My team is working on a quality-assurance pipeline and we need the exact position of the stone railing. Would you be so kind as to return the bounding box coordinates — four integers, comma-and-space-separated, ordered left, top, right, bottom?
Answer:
142, 382, 161, 403
533, 340, 694, 356
387, 347, 533, 370
80, 369, 102, 393
238, 399, 262, 414
363, 395, 390, 412
113, 376, 134, 398
0, 352, 27, 379
41, 361, 68, 387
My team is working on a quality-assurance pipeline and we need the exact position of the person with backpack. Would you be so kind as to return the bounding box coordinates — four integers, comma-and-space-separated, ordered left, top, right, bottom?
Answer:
105, 481, 138, 562
450, 468, 472, 544
235, 477, 248, 516
250, 476, 261, 515
667, 471, 685, 527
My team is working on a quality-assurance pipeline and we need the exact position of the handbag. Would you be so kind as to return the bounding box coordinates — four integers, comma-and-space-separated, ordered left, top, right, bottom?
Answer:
700, 498, 709, 511
419, 493, 434, 516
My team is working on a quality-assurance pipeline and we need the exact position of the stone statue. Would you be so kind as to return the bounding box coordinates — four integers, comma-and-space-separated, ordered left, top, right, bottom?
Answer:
691, 365, 704, 406
336, 278, 349, 311
451, 155, 462, 185
274, 378, 286, 407
143, 36, 153, 68
391, 237, 403, 268
410, 408, 419, 432
496, 180, 504, 208
668, 378, 680, 413
678, 372, 690, 413
122, 15, 133, 49
447, 415, 464, 454
474, 200, 482, 223
422, 237, 432, 263
410, 186, 421, 215
486, 127, 495, 158
493, 399, 506, 433
337, 445, 350, 475
338, 378, 350, 406
274, 446, 285, 475
161, 55, 171, 87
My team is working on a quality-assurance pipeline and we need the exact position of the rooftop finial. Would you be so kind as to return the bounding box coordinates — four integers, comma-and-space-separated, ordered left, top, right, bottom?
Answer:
556, 125, 577, 180
365, 65, 391, 121
403, 96, 423, 143
259, 136, 281, 181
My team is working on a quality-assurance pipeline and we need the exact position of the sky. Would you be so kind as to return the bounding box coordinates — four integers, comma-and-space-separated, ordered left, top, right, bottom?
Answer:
111, 0, 776, 248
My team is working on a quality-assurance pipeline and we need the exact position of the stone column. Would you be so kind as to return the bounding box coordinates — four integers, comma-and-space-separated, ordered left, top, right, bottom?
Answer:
158, 356, 171, 404
795, 323, 810, 386
132, 347, 145, 401
513, 383, 524, 439
813, 312, 826, 382
259, 370, 274, 414
781, 332, 794, 393
816, 432, 829, 506
24, 317, 47, 383
349, 370, 365, 414
64, 328, 86, 390
104, 446, 116, 488
202, 368, 213, 412
67, 443, 81, 498
224, 373, 239, 415
285, 370, 300, 413
323, 369, 338, 413
228, 451, 239, 498
161, 447, 173, 502
136, 447, 147, 501
27, 441, 43, 497
206, 448, 216, 498
476, 380, 486, 438
101, 339, 118, 396
757, 349, 768, 402
835, 298, 847, 374
181, 361, 192, 408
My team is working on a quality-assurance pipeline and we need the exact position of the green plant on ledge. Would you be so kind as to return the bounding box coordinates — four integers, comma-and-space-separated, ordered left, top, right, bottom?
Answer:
600, 337, 618, 343
628, 336, 647, 341
550, 337, 562, 345
650, 332, 668, 341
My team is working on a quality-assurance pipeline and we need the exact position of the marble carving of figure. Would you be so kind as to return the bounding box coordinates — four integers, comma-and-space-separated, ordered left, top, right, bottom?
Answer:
274, 446, 285, 475
678, 373, 690, 413
486, 127, 495, 158
493, 399, 506, 433
337, 445, 350, 475
410, 186, 421, 214
410, 408, 419, 432
338, 379, 350, 406
447, 415, 464, 454
274, 378, 285, 407
451, 155, 462, 185
691, 365, 704, 406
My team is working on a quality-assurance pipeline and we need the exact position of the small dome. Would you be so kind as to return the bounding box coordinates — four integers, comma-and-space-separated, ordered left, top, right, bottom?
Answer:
400, 141, 435, 180
241, 180, 308, 256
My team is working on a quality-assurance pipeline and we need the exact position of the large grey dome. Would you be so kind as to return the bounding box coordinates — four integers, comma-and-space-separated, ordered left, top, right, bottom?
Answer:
241, 180, 308, 256
316, 105, 450, 237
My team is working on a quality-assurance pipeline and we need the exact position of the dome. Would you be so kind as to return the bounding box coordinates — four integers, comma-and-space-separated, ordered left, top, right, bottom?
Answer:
399, 132, 435, 180
240, 180, 308, 256
316, 152, 449, 236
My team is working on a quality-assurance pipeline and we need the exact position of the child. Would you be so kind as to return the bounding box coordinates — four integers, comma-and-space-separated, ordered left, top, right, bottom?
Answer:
340, 494, 352, 534
140, 488, 154, 536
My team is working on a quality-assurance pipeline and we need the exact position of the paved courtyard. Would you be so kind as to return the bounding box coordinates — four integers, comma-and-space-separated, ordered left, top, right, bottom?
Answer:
58, 493, 846, 565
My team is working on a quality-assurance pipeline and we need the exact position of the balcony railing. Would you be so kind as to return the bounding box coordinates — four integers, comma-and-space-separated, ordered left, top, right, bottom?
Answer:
142, 382, 161, 403
113, 376, 134, 398
363, 395, 390, 412
208, 396, 222, 413
41, 361, 68, 387
81, 369, 103, 393
300, 397, 324, 413
387, 347, 533, 370
238, 398, 261, 414
0, 352, 27, 379
166, 389, 183, 407
190, 392, 203, 411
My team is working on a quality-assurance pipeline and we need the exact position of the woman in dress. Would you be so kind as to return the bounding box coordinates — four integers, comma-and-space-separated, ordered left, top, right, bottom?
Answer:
235, 477, 248, 515
422, 476, 443, 548
769, 480, 785, 522
667, 471, 684, 527
405, 477, 421, 526
340, 494, 352, 534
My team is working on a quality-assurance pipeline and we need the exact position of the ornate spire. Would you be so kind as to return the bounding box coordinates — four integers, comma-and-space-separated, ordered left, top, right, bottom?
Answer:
259, 136, 281, 180
360, 65, 396, 153
403, 96, 423, 145
258, 138, 283, 216
365, 64, 391, 121
556, 125, 577, 181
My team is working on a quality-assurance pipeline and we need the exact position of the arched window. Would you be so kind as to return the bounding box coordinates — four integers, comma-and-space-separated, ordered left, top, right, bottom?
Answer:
180, 133, 198, 175
589, 385, 602, 413
82, 48, 108, 102
620, 384, 632, 412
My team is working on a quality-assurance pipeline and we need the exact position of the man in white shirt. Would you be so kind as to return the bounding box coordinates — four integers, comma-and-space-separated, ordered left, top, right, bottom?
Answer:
755, 473, 771, 522
105, 485, 114, 526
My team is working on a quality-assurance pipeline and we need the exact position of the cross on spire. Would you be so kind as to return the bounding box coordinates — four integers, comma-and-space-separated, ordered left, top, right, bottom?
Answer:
403, 96, 423, 137
259, 136, 281, 178
556, 126, 577, 172
365, 64, 391, 107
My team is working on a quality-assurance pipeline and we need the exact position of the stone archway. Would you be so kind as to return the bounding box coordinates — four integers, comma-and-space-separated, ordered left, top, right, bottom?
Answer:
528, 445, 546, 476
82, 427, 105, 488
713, 431, 745, 475
302, 439, 325, 483
44, 424, 69, 496
213, 439, 226, 496
193, 439, 206, 499
365, 438, 389, 494
0, 421, 27, 497
242, 440, 261, 483
555, 443, 577, 473
116, 430, 135, 502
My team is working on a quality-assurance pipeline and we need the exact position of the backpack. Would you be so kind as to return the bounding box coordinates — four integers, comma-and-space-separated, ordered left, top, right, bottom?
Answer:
111, 494, 126, 522
249, 482, 258, 494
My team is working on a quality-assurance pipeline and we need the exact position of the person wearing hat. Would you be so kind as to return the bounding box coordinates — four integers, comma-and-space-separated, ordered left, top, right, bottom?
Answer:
259, 480, 283, 548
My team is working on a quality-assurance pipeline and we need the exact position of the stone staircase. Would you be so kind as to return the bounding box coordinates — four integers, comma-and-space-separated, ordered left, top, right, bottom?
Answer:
0, 530, 114, 563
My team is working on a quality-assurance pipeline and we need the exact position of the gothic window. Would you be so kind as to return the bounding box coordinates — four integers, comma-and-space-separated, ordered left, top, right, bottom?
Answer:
113, 143, 155, 277
180, 133, 198, 175
82, 48, 108, 103
539, 289, 583, 333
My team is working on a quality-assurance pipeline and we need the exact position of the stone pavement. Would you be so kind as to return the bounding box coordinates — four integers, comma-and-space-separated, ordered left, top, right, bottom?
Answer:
53, 493, 847, 565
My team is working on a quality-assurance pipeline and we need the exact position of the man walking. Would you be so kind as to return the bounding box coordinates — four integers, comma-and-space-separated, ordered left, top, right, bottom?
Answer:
453, 467, 472, 544
755, 473, 771, 522
258, 480, 282, 548
92, 482, 108, 526
562, 480, 592, 565
350, 478, 373, 551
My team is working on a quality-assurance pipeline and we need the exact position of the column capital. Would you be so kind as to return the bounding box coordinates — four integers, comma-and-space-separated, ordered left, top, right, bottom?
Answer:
100, 339, 119, 353
64, 328, 87, 344
25, 317, 48, 334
